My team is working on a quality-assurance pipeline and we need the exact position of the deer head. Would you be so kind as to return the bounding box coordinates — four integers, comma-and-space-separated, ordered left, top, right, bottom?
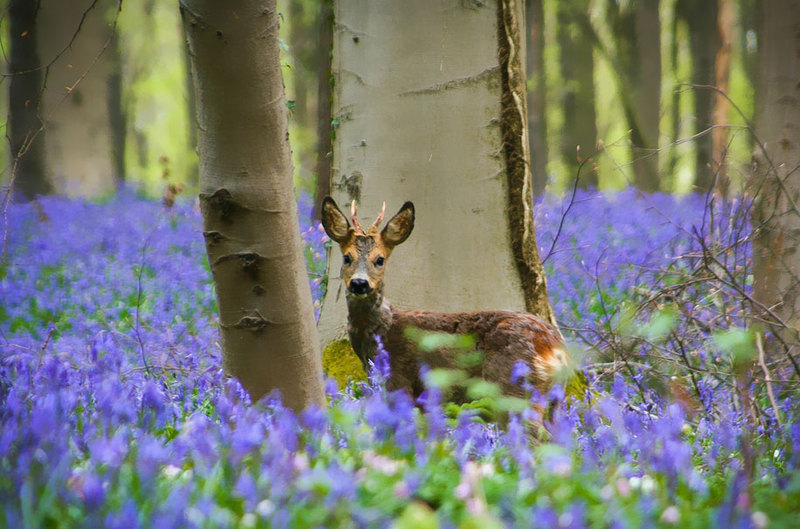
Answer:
321, 197, 415, 297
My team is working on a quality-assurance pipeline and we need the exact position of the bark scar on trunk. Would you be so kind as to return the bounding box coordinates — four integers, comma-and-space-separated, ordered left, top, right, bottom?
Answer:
226, 310, 270, 331
399, 66, 500, 96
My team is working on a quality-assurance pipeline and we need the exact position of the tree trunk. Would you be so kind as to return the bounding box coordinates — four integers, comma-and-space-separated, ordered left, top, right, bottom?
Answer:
313, 0, 334, 219
35, 0, 120, 198
318, 0, 556, 347
181, 0, 325, 410
556, 1, 597, 188
8, 0, 50, 201
526, 0, 548, 195
711, 0, 734, 196
751, 0, 800, 361
678, 0, 718, 192
631, 0, 661, 192
603, 0, 661, 192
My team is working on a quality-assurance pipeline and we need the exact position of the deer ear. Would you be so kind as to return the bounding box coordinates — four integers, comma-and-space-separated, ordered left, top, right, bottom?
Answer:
320, 196, 351, 244
381, 201, 415, 248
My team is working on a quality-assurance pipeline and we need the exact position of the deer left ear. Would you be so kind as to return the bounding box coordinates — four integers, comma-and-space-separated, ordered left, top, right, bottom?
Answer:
320, 196, 352, 244
381, 201, 415, 248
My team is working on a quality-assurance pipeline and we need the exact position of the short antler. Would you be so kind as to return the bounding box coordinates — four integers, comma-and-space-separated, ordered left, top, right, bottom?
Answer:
350, 200, 386, 235
369, 202, 386, 233
351, 200, 366, 235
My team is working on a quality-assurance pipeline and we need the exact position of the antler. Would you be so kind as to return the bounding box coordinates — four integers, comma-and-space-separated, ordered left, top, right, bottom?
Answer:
350, 200, 365, 235
369, 202, 386, 233
350, 200, 386, 235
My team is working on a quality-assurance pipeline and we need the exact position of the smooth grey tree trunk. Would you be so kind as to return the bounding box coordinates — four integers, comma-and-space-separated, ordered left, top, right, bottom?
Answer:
318, 0, 556, 346
752, 0, 800, 364
181, 0, 325, 411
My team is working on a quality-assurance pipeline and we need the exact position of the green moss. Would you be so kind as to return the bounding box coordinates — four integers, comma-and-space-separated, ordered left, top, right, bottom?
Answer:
322, 338, 366, 389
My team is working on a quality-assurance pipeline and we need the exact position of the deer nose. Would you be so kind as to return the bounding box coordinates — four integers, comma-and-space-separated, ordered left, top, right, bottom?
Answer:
349, 278, 371, 295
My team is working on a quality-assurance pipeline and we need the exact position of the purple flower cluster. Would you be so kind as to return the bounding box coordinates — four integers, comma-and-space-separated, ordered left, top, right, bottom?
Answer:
0, 190, 797, 527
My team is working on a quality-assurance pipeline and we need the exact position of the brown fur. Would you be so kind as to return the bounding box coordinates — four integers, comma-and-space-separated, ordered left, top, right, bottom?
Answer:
321, 197, 566, 399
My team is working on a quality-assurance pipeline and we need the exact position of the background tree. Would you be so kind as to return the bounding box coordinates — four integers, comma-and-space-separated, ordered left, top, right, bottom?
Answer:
313, 0, 334, 218
317, 0, 556, 348
676, 0, 718, 192
591, 0, 661, 191
526, 0, 548, 194
7, 0, 49, 201
35, 0, 122, 197
181, 0, 325, 410
556, 0, 597, 188
751, 0, 800, 360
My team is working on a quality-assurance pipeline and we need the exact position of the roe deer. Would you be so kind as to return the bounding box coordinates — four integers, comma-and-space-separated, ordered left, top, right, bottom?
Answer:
320, 197, 567, 399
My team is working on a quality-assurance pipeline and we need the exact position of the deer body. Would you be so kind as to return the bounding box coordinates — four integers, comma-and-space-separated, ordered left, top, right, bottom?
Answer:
321, 197, 566, 398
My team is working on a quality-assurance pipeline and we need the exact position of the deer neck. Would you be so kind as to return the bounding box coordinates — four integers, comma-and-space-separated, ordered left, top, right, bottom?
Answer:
346, 286, 393, 367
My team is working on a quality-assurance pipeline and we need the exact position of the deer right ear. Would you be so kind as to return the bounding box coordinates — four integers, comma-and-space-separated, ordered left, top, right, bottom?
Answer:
321, 197, 351, 244
381, 201, 415, 248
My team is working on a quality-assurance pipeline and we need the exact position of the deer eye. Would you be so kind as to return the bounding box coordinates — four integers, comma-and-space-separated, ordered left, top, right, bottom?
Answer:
343, 254, 353, 265
374, 256, 385, 267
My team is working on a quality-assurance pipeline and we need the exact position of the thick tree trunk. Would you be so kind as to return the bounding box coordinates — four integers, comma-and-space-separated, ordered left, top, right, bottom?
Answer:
752, 0, 800, 361
526, 0, 548, 195
318, 0, 556, 346
181, 0, 325, 410
36, 0, 119, 197
8, 0, 50, 201
556, 1, 597, 188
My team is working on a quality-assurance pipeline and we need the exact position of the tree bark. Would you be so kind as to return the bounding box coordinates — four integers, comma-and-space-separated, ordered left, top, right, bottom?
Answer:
181, 0, 325, 410
711, 0, 734, 196
526, 0, 548, 195
602, 0, 661, 192
8, 0, 50, 201
556, 1, 597, 188
35, 0, 120, 197
318, 0, 556, 347
313, 0, 334, 218
751, 0, 800, 361
678, 0, 718, 192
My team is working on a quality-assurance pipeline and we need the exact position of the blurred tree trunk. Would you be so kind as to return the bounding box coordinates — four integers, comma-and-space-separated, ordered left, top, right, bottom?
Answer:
8, 0, 50, 201
181, 0, 325, 411
526, 0, 548, 195
36, 0, 121, 197
677, 0, 718, 192
313, 0, 333, 218
710, 0, 733, 196
288, 0, 312, 128
556, 1, 597, 188
107, 30, 126, 186
751, 0, 800, 363
602, 0, 661, 191
318, 0, 557, 347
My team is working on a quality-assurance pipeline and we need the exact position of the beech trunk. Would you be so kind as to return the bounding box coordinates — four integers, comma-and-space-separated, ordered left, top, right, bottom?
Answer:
318, 0, 556, 346
181, 0, 325, 410
751, 0, 800, 361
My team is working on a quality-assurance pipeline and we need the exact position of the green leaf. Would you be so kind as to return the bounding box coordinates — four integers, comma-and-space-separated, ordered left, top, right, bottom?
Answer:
466, 379, 501, 400
404, 328, 475, 352
423, 368, 468, 390
635, 307, 676, 342
392, 501, 440, 529
713, 327, 755, 365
